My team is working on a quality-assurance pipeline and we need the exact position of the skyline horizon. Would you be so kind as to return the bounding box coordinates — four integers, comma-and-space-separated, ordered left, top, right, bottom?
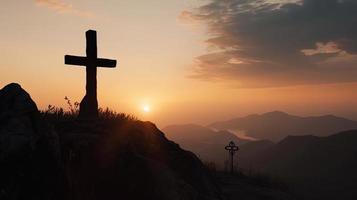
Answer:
3, 81, 356, 128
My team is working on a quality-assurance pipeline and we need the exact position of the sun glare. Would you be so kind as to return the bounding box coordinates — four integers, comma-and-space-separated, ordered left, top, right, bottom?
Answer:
143, 104, 151, 112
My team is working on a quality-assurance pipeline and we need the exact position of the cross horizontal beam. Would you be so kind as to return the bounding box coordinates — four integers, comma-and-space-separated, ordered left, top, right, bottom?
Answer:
225, 146, 239, 151
65, 55, 117, 68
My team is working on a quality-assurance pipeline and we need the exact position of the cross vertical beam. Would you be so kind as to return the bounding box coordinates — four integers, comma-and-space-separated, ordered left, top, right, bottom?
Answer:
80, 30, 98, 119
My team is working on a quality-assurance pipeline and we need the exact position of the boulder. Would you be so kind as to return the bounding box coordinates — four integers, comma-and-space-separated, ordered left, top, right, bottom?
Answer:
0, 83, 62, 200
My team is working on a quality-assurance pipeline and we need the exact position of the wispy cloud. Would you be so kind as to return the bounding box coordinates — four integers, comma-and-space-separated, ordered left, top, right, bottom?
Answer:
301, 42, 343, 56
34, 0, 93, 18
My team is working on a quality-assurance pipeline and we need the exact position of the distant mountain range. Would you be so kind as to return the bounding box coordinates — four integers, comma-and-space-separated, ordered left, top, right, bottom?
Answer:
209, 111, 357, 141
163, 123, 357, 200
163, 112, 357, 200
163, 111, 357, 200
239, 130, 357, 200
163, 111, 357, 167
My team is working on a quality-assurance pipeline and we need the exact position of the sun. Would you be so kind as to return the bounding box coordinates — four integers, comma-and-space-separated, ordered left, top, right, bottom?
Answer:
143, 104, 151, 112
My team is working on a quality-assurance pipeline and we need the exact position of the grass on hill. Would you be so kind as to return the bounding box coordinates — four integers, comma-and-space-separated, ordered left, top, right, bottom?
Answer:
40, 96, 138, 124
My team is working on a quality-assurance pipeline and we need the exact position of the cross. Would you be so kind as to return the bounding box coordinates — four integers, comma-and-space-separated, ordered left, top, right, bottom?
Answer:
65, 30, 117, 119
225, 141, 239, 174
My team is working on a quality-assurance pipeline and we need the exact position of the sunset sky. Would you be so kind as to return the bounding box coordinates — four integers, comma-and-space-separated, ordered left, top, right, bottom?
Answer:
1, 0, 357, 127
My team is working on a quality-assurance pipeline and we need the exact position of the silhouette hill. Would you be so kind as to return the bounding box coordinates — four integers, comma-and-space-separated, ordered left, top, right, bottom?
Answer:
238, 130, 357, 200
209, 111, 357, 141
0, 83, 222, 200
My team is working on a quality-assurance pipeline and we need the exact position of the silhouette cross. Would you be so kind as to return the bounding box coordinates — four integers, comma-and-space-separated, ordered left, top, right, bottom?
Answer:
225, 141, 239, 174
65, 30, 117, 119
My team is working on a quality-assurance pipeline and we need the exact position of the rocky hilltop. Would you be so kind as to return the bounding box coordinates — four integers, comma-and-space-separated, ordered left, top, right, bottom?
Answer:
0, 83, 222, 200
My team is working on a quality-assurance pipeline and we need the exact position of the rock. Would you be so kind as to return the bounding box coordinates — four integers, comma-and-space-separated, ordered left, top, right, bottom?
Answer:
0, 83, 63, 200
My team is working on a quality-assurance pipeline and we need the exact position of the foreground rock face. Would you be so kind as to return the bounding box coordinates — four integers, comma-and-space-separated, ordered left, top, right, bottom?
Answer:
0, 83, 222, 200
0, 83, 63, 200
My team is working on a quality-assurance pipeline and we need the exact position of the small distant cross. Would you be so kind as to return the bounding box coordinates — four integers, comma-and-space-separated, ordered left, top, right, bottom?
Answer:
65, 30, 117, 119
225, 141, 239, 174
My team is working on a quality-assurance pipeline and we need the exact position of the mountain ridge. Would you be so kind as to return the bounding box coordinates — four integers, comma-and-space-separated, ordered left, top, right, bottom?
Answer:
209, 111, 357, 141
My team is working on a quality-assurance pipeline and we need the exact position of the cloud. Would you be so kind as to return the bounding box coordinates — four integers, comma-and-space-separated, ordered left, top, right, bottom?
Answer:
186, 0, 357, 87
35, 0, 93, 17
301, 42, 343, 56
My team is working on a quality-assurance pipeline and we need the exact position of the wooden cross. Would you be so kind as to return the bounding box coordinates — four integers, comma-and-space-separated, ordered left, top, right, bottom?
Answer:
65, 30, 117, 119
225, 141, 239, 174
